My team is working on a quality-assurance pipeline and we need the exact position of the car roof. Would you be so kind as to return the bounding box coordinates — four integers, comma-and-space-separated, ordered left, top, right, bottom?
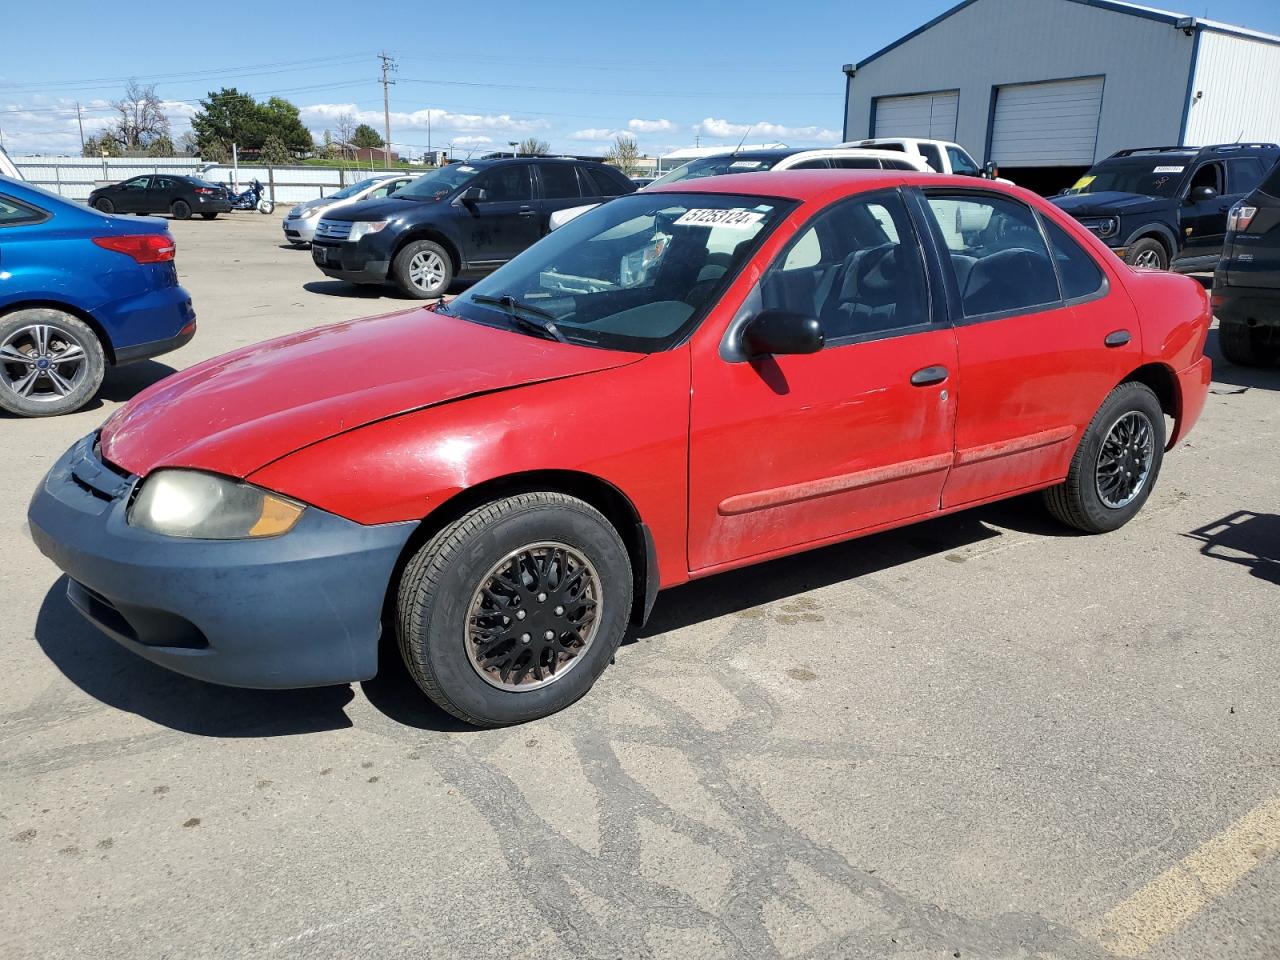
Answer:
646, 168, 1000, 202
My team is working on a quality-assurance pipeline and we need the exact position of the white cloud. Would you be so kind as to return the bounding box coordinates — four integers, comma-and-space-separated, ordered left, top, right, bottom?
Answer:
450, 135, 493, 147
627, 117, 676, 134
300, 103, 549, 139
569, 127, 627, 141
695, 117, 840, 144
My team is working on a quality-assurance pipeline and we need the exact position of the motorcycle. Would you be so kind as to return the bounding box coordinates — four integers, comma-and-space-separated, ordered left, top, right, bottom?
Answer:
221, 179, 275, 215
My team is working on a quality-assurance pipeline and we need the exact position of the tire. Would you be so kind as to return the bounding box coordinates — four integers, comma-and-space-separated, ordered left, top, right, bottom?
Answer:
1043, 382, 1165, 534
391, 239, 453, 299
171, 199, 191, 220
257, 199, 274, 215
1219, 318, 1280, 367
397, 492, 632, 727
93, 198, 114, 214
1125, 237, 1168, 271
200, 212, 219, 220
0, 308, 106, 417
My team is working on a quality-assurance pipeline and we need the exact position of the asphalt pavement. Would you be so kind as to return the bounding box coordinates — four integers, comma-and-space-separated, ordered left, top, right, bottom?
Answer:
2, 213, 1278, 959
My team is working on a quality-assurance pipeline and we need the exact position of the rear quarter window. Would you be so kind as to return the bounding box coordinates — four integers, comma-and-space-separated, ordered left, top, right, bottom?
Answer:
0, 195, 47, 226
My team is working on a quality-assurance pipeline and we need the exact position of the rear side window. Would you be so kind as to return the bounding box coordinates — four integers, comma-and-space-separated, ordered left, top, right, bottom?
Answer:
1226, 157, 1266, 195
0, 195, 46, 226
924, 193, 1060, 317
789, 158, 832, 170
884, 159, 919, 171
919, 143, 944, 172
1261, 158, 1280, 197
1042, 217, 1105, 300
539, 163, 582, 199
582, 165, 631, 197
830, 156, 881, 169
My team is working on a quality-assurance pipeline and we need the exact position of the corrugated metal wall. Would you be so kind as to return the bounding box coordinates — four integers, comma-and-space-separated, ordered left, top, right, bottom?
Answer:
845, 0, 1195, 165
1183, 30, 1280, 146
12, 156, 415, 203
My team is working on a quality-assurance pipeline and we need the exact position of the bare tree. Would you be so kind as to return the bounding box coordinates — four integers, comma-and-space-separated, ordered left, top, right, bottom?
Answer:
334, 112, 357, 160
177, 131, 198, 155
605, 134, 642, 175
518, 137, 550, 156
110, 79, 170, 151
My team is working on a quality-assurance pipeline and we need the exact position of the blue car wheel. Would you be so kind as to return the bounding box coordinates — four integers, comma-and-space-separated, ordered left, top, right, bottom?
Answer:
0, 308, 105, 417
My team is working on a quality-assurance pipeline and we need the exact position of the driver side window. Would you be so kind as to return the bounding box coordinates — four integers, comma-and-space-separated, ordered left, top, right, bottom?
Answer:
475, 166, 533, 202
122, 177, 150, 191
1189, 162, 1223, 195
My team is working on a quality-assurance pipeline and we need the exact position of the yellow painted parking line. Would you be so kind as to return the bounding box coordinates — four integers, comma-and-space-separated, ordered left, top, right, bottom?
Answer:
1098, 794, 1280, 957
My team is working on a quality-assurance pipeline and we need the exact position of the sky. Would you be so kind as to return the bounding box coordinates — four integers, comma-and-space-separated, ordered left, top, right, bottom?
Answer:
3, 0, 1280, 160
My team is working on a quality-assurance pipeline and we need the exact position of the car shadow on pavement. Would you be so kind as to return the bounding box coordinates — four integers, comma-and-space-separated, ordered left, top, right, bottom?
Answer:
359, 638, 476, 732
1205, 328, 1280, 392
34, 577, 355, 737
303, 279, 473, 300
1184, 511, 1280, 585
637, 494, 1073, 638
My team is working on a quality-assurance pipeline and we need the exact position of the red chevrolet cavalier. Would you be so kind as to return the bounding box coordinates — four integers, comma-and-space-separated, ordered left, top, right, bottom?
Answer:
29, 171, 1212, 726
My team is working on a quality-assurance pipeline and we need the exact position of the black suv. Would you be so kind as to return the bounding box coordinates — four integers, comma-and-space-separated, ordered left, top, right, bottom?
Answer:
1050, 143, 1280, 273
310, 157, 635, 298
1213, 158, 1280, 367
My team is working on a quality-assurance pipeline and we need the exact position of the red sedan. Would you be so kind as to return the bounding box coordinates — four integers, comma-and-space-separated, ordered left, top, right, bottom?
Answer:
29, 171, 1212, 726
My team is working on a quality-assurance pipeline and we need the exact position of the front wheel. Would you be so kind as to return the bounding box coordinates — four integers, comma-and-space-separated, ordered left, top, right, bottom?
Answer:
0, 308, 106, 417
397, 492, 633, 726
1219, 319, 1280, 367
171, 199, 191, 220
93, 198, 114, 214
1044, 382, 1165, 533
391, 240, 453, 299
1125, 237, 1168, 271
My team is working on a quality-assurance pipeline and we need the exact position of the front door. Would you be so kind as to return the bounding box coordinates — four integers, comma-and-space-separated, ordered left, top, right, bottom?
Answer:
688, 189, 958, 570
914, 191, 1141, 507
114, 176, 152, 213
1178, 161, 1233, 265
459, 164, 539, 266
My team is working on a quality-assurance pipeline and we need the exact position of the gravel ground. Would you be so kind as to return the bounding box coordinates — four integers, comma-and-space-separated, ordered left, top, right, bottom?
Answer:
2, 213, 1278, 960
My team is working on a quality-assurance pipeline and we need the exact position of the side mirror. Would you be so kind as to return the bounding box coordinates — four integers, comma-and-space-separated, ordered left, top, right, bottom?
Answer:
460, 186, 487, 204
742, 310, 824, 358
1189, 185, 1218, 203
982, 160, 1000, 179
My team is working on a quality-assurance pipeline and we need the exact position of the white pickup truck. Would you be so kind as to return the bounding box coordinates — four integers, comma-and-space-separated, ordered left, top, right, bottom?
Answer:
843, 137, 1011, 182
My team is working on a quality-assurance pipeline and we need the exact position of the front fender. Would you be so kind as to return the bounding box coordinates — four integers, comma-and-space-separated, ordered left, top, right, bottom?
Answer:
248, 349, 693, 589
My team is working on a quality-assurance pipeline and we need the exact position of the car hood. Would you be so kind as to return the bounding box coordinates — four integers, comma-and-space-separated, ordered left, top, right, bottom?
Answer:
100, 307, 640, 479
321, 196, 424, 222
1050, 191, 1169, 216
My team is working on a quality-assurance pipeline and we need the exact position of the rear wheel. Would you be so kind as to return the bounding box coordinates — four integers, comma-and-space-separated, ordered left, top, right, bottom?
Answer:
0, 309, 105, 417
397, 492, 632, 726
93, 198, 114, 214
1125, 237, 1168, 271
391, 240, 453, 299
1044, 382, 1165, 533
1219, 319, 1280, 367
171, 199, 191, 220
200, 212, 219, 220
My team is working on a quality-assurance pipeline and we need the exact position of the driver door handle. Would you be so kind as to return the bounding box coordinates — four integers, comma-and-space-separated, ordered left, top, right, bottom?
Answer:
1104, 329, 1132, 348
910, 365, 949, 386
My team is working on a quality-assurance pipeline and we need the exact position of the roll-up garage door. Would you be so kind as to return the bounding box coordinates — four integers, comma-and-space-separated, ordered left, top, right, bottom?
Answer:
989, 76, 1104, 167
873, 91, 959, 141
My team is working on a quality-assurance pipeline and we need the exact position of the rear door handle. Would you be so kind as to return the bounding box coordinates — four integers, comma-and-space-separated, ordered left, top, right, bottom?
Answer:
910, 365, 949, 386
1104, 329, 1132, 347
518, 206, 535, 218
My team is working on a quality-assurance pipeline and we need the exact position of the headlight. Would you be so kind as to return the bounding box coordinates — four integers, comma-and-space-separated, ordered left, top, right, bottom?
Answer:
1080, 217, 1119, 239
348, 220, 389, 242
128, 470, 305, 539
288, 205, 302, 218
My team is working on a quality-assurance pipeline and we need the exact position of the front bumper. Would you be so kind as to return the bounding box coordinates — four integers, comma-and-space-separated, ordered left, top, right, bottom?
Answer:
283, 216, 318, 243
311, 241, 390, 283
28, 435, 414, 689
1211, 283, 1280, 328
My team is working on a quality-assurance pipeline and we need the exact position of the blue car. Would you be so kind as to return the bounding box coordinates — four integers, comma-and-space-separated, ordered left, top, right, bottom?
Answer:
0, 176, 195, 417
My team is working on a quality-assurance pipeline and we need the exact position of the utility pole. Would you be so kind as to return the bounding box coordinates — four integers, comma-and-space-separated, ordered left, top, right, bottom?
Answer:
378, 51, 397, 169
76, 102, 85, 154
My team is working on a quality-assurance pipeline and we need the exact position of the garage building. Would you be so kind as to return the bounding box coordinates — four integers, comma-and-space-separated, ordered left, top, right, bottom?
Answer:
841, 0, 1280, 193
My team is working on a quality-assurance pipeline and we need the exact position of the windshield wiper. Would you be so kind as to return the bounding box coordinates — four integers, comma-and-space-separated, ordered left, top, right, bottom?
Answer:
471, 294, 568, 343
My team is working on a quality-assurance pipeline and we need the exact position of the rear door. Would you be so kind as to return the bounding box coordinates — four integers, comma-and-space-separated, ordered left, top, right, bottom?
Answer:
147, 176, 178, 213
917, 190, 1139, 507
688, 189, 958, 569
460, 163, 539, 265
534, 162, 588, 231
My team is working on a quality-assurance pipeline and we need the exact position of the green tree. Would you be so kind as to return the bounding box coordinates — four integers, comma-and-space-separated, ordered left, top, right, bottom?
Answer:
146, 136, 175, 158
351, 123, 384, 149
605, 134, 642, 175
260, 134, 291, 166
259, 97, 313, 154
321, 129, 336, 160
191, 88, 314, 157
518, 137, 550, 156
82, 134, 118, 158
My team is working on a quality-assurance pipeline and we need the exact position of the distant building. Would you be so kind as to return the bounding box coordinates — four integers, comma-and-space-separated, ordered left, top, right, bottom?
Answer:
335, 143, 399, 164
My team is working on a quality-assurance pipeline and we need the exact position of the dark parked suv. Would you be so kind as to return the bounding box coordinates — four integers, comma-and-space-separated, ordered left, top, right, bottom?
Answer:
1051, 143, 1279, 273
1213, 158, 1280, 367
310, 157, 635, 297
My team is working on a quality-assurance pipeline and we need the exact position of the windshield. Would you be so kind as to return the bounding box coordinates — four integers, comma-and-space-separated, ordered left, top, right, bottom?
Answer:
1063, 158, 1190, 198
329, 177, 387, 200
445, 192, 793, 352
395, 164, 482, 200
649, 154, 788, 189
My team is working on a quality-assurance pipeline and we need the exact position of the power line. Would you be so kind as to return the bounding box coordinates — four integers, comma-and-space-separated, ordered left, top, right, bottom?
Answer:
0, 54, 377, 94
396, 75, 838, 100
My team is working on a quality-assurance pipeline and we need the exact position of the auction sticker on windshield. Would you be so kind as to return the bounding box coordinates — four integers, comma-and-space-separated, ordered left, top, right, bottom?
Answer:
1153, 165, 1185, 174
675, 208, 765, 230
